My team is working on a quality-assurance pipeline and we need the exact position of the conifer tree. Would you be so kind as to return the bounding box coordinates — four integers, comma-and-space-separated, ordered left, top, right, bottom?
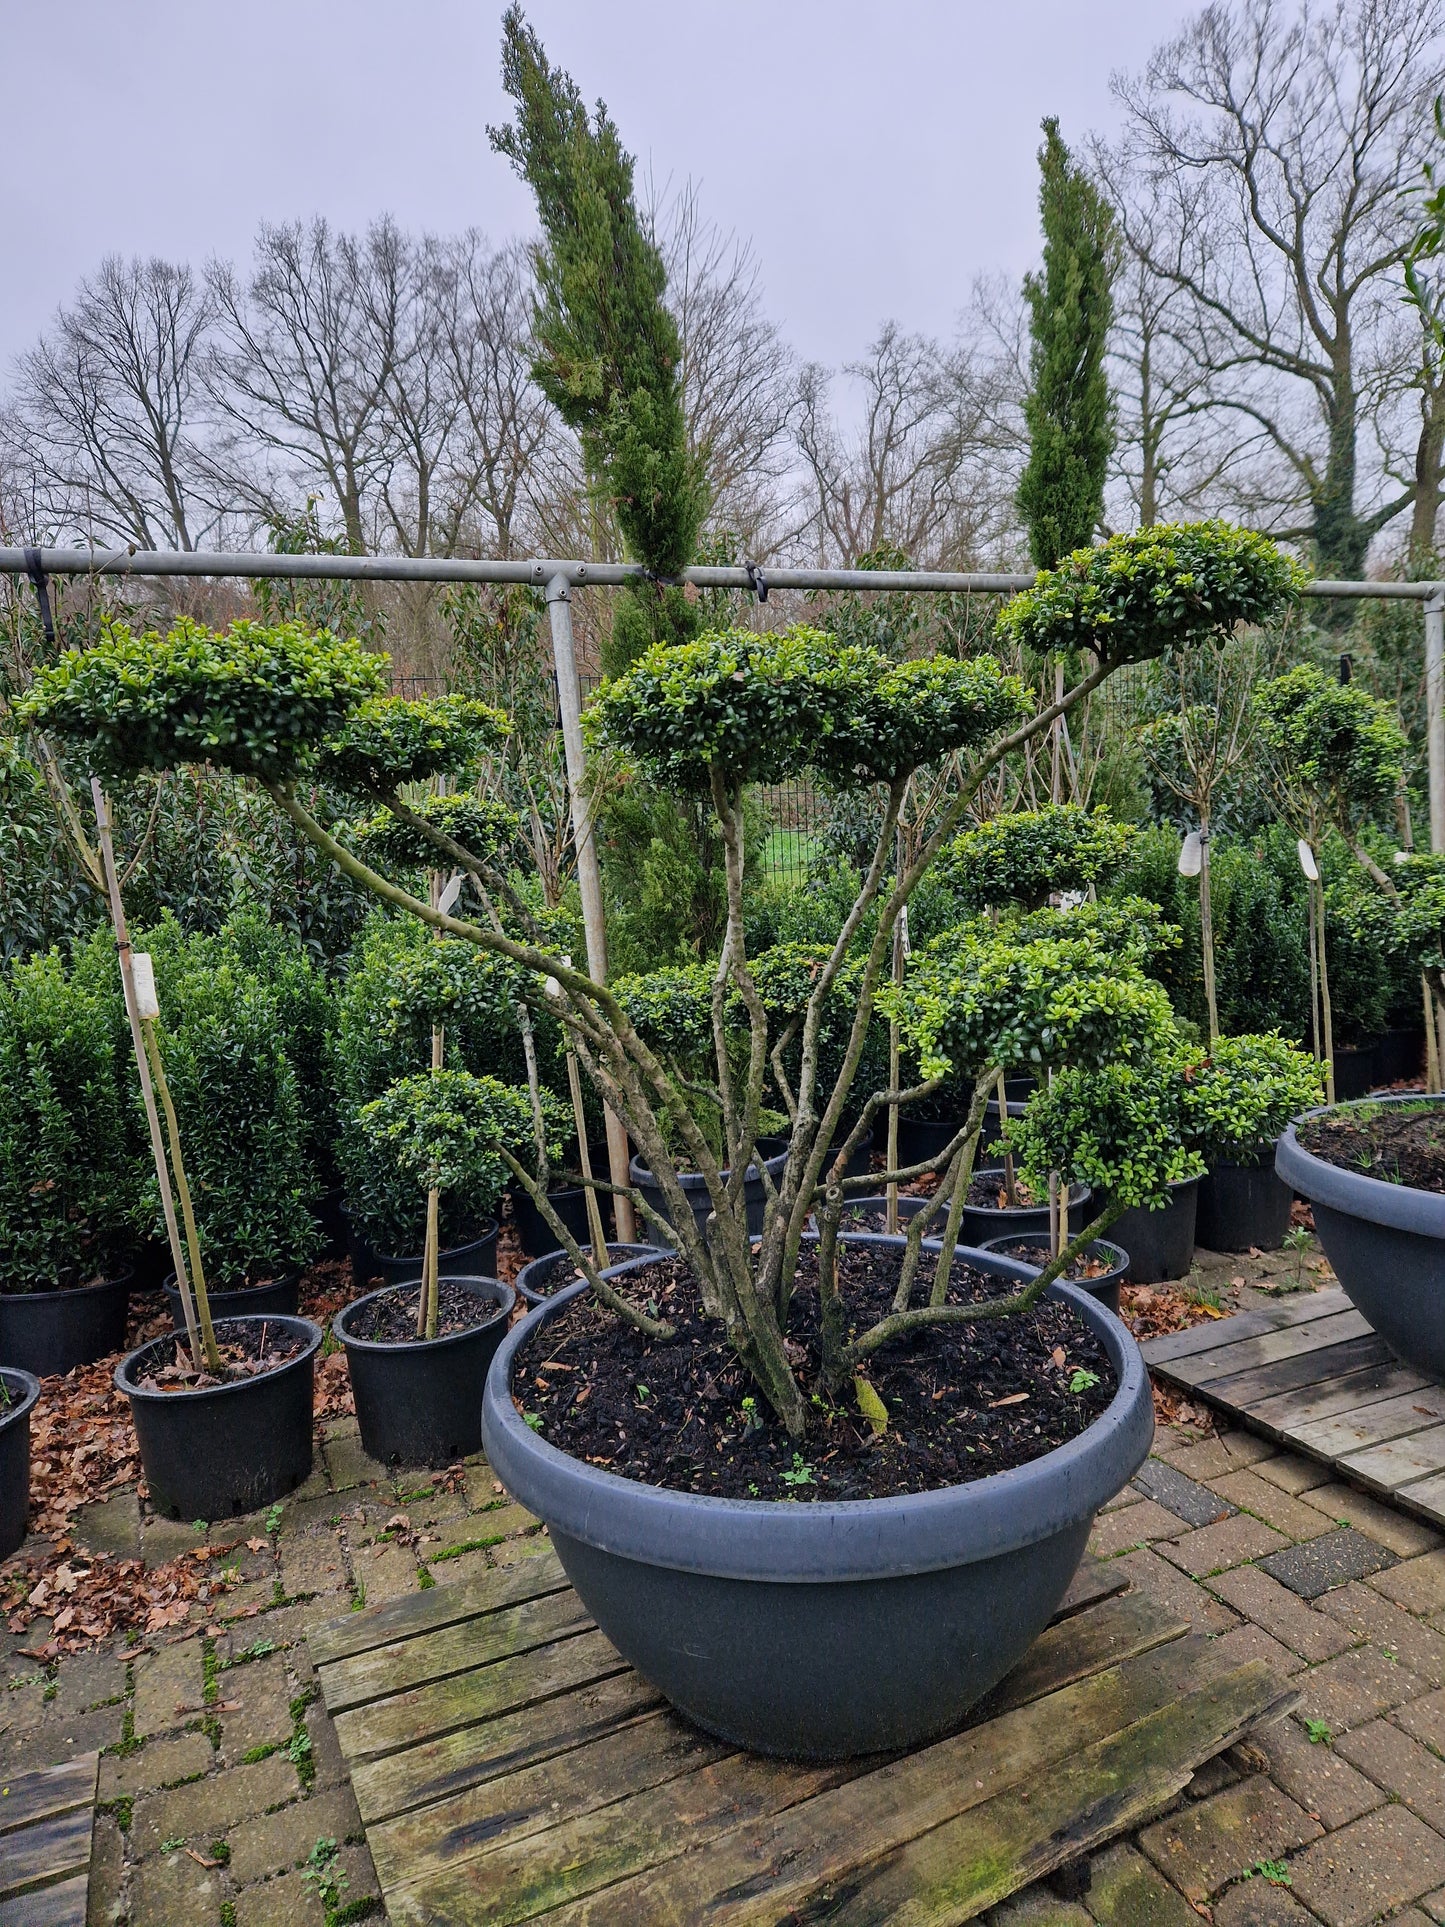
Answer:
490, 9, 706, 671
1017, 118, 1118, 569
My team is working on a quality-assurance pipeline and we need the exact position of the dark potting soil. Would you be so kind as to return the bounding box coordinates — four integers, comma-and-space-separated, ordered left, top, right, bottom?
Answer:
991, 1239, 1116, 1283
514, 1246, 1114, 1502
965, 1171, 1048, 1210
135, 1321, 307, 1393
348, 1280, 504, 1344
1297, 1101, 1445, 1192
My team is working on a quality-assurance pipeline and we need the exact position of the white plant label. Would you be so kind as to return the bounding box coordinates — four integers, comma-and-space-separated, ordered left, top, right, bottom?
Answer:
131, 951, 160, 1020
1177, 831, 1203, 878
1297, 838, 1320, 882
437, 871, 464, 916
899, 906, 911, 958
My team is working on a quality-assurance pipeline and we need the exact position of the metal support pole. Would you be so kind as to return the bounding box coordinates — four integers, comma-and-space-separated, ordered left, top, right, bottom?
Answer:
1428, 594, 1445, 855
545, 574, 636, 1243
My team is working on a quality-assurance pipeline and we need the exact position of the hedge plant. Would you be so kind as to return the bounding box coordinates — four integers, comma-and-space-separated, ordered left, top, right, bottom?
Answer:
0, 952, 138, 1292
1180, 1033, 1324, 1165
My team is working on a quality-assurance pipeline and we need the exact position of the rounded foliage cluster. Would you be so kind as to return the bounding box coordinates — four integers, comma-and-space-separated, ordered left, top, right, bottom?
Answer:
19, 618, 388, 783
938, 805, 1135, 913
1254, 665, 1406, 816
1179, 1032, 1324, 1163
1010, 1049, 1205, 1211
350, 792, 521, 875
891, 927, 1175, 1084
588, 626, 1030, 790
319, 695, 510, 796
357, 1070, 560, 1209
996, 521, 1304, 666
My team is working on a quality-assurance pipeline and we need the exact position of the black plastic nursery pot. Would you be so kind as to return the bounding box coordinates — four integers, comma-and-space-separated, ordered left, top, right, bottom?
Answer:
515, 1244, 667, 1308
342, 1206, 500, 1289
1195, 1155, 1293, 1253
629, 1147, 789, 1247
316, 1186, 349, 1262
334, 1277, 516, 1468
513, 1182, 613, 1261
1332, 1042, 1381, 1101
758, 1131, 875, 1184
0, 1369, 40, 1562
1108, 1178, 1201, 1284
894, 1115, 963, 1168
978, 1236, 1130, 1317
162, 1271, 299, 1335
1276, 1096, 1445, 1378
833, 1194, 932, 1230
1378, 1029, 1426, 1086
482, 1238, 1153, 1760
959, 1169, 1089, 1249
117, 1315, 322, 1521
0, 1272, 133, 1379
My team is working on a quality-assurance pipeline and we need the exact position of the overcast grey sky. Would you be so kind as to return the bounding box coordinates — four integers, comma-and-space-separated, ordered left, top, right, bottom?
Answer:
4, 0, 1198, 376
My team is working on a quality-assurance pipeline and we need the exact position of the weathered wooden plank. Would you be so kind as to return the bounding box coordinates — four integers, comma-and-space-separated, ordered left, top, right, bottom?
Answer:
1292, 1384, 1445, 1461
1244, 1356, 1426, 1432
760, 1664, 1297, 1927
1264, 1285, 1353, 1325
368, 1710, 734, 1892
320, 1586, 592, 1714
374, 1590, 1186, 1911
1167, 1311, 1372, 1389
977, 1591, 1185, 1720
335, 1627, 627, 1764
0, 1758, 96, 1837
1379, 1468, 1445, 1524
468, 1642, 1278, 1927
0, 1808, 92, 1905
310, 1546, 568, 1667
1139, 1309, 1287, 1365
1342, 1423, 1445, 1495
0, 1873, 89, 1927
1197, 1334, 1401, 1411
353, 1668, 663, 1826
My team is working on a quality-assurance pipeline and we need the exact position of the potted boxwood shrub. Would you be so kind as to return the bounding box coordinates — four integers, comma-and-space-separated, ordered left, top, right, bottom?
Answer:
333, 1069, 536, 1465
140, 951, 322, 1328
1186, 1032, 1324, 1252
22, 518, 1302, 1756
0, 951, 139, 1375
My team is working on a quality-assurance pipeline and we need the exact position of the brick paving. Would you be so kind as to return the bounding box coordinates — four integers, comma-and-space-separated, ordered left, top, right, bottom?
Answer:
11, 1243, 1445, 1922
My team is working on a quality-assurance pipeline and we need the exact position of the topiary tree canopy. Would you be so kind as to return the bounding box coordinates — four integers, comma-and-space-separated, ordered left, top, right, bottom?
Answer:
1253, 664, 1407, 831
937, 805, 1135, 914
997, 522, 1306, 668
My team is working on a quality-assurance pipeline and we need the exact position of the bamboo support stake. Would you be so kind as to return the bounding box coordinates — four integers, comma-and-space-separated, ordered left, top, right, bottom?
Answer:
141, 1018, 219, 1368
1425, 977, 1440, 1094
89, 780, 211, 1371
1314, 880, 1336, 1106
567, 1050, 609, 1268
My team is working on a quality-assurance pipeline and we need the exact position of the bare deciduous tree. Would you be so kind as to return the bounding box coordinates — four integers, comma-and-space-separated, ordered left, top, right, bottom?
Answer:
5, 256, 215, 550
1103, 0, 1445, 576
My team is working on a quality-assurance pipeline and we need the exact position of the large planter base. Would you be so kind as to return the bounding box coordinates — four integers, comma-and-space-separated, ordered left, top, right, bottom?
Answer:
1277, 1099, 1445, 1380
118, 1316, 321, 1521
482, 1242, 1152, 1759
1109, 1178, 1200, 1284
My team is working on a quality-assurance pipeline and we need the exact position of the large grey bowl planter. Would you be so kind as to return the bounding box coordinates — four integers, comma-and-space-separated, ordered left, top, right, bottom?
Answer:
482, 1238, 1153, 1760
1277, 1095, 1445, 1378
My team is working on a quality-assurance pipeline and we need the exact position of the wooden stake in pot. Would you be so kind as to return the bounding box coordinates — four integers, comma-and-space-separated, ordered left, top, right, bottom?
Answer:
91, 781, 220, 1373
550, 958, 608, 1270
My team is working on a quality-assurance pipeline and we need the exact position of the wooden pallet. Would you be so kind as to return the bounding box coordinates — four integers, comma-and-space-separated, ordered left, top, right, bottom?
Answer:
0, 1753, 97, 1927
1142, 1284, 1445, 1525
311, 1545, 1293, 1925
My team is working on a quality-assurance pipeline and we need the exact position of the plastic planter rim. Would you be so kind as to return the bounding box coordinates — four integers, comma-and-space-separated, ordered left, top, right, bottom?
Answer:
482, 1236, 1151, 1584
1275, 1095, 1445, 1238
0, 1369, 40, 1432
116, 1314, 323, 1405
333, 1275, 515, 1353
1, 1267, 133, 1303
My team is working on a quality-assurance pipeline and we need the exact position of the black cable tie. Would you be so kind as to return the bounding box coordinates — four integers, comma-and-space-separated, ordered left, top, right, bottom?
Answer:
745, 562, 769, 604
23, 546, 55, 647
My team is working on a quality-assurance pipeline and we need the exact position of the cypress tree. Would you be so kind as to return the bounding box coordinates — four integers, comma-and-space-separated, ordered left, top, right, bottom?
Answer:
1017, 118, 1118, 569
490, 9, 707, 671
